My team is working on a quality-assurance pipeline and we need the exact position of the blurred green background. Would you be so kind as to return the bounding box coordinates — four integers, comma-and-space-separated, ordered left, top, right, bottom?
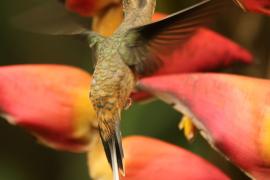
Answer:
0, 0, 269, 179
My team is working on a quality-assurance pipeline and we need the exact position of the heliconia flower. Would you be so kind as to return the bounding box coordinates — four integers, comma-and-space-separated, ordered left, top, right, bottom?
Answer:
88, 136, 229, 180
65, 0, 120, 16
234, 0, 270, 15
138, 73, 270, 179
0, 65, 98, 152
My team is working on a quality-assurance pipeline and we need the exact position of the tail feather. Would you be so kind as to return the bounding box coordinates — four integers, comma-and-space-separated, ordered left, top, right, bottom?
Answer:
100, 123, 125, 180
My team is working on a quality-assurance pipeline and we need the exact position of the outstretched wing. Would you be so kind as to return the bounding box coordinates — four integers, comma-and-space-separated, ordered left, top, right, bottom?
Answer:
120, 0, 229, 76
11, 0, 91, 35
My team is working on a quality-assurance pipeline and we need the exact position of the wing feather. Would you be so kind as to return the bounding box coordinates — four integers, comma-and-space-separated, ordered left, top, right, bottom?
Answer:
121, 0, 229, 76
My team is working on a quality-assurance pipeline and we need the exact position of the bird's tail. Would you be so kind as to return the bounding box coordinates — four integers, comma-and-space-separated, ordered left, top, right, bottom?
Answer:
100, 122, 125, 180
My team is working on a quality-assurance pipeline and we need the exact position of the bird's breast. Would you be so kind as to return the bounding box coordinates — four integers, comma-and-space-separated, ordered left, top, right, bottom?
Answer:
90, 54, 135, 118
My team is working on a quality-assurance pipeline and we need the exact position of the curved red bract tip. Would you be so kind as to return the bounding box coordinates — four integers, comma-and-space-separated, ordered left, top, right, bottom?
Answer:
152, 13, 252, 75
154, 28, 252, 75
122, 136, 229, 180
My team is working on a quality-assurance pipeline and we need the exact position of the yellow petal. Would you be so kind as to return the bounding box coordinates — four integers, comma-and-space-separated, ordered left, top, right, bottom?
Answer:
87, 137, 112, 180
259, 107, 270, 164
92, 4, 123, 36
179, 115, 196, 141
72, 89, 98, 141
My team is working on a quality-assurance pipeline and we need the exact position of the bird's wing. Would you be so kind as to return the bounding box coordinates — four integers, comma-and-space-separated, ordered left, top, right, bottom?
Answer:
11, 0, 91, 35
120, 0, 228, 76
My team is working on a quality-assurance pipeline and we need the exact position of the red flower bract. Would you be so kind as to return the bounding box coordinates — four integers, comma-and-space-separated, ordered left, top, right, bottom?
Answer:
139, 73, 270, 179
154, 28, 252, 75
122, 136, 229, 180
88, 136, 230, 179
152, 13, 252, 75
0, 65, 97, 152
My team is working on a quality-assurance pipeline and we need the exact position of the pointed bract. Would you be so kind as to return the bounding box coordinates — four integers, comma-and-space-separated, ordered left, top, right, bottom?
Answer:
0, 65, 98, 152
154, 27, 252, 75
152, 13, 252, 74
139, 73, 270, 179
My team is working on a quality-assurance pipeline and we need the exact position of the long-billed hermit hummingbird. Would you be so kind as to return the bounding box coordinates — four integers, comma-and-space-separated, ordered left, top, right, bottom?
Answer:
88, 0, 226, 179
12, 0, 228, 179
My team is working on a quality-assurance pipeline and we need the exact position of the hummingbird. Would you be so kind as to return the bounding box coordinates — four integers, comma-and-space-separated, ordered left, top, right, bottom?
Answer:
89, 0, 228, 179
12, 0, 228, 179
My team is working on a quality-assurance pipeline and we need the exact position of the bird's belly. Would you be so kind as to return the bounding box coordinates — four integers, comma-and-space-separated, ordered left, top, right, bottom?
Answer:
90, 62, 135, 114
